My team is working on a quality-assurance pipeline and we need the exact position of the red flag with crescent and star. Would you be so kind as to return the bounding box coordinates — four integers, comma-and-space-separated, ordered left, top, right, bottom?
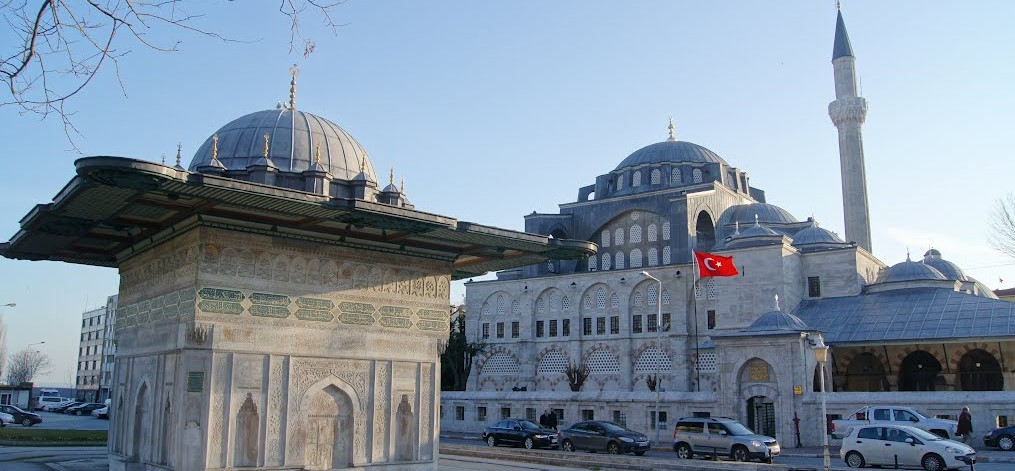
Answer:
694, 251, 739, 277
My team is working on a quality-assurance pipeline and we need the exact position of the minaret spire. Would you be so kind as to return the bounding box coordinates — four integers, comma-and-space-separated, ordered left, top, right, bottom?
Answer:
828, 8, 872, 253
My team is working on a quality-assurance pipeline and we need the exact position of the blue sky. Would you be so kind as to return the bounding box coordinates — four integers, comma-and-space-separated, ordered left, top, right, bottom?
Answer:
2, 1, 1013, 387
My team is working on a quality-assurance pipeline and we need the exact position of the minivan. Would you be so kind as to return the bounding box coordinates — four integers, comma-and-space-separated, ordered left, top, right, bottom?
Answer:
35, 396, 74, 411
672, 416, 780, 463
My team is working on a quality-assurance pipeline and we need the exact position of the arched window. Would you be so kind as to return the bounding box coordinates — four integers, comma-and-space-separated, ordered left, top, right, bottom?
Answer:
662, 222, 671, 241
588, 255, 597, 271
561, 296, 570, 311
601, 231, 611, 247
610, 293, 619, 308
845, 352, 887, 392
634, 292, 644, 307
662, 290, 670, 305
601, 253, 612, 270
647, 285, 657, 305
584, 295, 593, 310
662, 246, 671, 264
632, 171, 642, 187
614, 228, 625, 246
497, 296, 505, 315
630, 249, 643, 268
958, 349, 1004, 391
616, 174, 624, 190
648, 223, 658, 242
647, 248, 658, 266
596, 288, 607, 309
483, 303, 492, 316
695, 211, 716, 251
706, 279, 717, 299
898, 350, 943, 391
630, 225, 642, 243
511, 301, 520, 314
692, 168, 703, 183
615, 251, 625, 269
671, 168, 682, 184
537, 299, 546, 313
549, 292, 559, 311
650, 169, 661, 185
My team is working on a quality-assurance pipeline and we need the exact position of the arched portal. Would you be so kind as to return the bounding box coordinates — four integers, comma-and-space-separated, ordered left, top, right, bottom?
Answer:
695, 211, 715, 251
395, 394, 418, 461
132, 383, 150, 460
958, 349, 1004, 391
844, 352, 887, 392
304, 385, 354, 470
898, 350, 942, 391
746, 396, 776, 438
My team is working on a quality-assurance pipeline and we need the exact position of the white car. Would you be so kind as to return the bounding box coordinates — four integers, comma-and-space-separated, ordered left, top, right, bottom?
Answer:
840, 424, 975, 470
0, 411, 13, 426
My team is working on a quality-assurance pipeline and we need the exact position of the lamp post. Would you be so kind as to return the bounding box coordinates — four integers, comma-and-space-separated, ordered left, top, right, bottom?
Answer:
26, 341, 46, 382
641, 271, 663, 445
811, 335, 831, 471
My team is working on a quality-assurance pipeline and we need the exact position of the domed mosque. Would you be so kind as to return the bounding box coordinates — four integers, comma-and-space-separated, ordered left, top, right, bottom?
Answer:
453, 8, 1015, 447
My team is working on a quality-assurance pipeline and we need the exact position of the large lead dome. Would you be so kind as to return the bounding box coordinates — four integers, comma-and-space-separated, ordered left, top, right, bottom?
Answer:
614, 140, 728, 170
189, 108, 378, 182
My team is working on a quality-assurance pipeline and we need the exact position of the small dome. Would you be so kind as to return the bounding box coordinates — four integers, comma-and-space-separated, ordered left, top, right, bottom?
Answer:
920, 249, 968, 281
924, 248, 942, 258
875, 260, 947, 284
792, 222, 848, 246
746, 309, 810, 332
614, 140, 727, 170
190, 109, 377, 182
738, 221, 780, 238
718, 203, 798, 239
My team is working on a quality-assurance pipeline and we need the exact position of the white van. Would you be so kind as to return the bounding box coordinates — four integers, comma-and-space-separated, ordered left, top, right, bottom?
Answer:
36, 396, 74, 411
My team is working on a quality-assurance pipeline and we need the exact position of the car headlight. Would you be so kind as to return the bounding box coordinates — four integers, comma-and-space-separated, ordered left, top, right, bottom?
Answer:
944, 446, 965, 454
534, 435, 548, 439
985, 430, 995, 436
750, 440, 763, 448
619, 436, 634, 442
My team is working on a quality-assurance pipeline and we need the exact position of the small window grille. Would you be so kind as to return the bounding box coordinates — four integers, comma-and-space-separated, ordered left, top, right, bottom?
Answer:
584, 295, 593, 309
662, 246, 671, 264
671, 168, 681, 184
496, 322, 504, 338
615, 251, 625, 269
497, 295, 506, 315
478, 406, 487, 421
549, 292, 559, 311
650, 168, 661, 185
512, 301, 520, 314
615, 228, 625, 246
694, 282, 703, 299
610, 315, 619, 334
549, 319, 558, 336
706, 279, 717, 299
601, 253, 612, 270
634, 346, 671, 373
647, 285, 657, 305
648, 248, 658, 266
482, 353, 520, 375
610, 293, 619, 308
662, 313, 670, 331
707, 309, 716, 329
596, 317, 606, 335
537, 299, 546, 313
583, 317, 592, 335
582, 409, 595, 421
547, 261, 555, 273
587, 349, 621, 374
630, 249, 643, 268
456, 406, 465, 420
698, 352, 718, 372
692, 168, 703, 183
483, 303, 492, 316
634, 292, 644, 307
633, 315, 643, 333
482, 323, 490, 339
613, 410, 628, 427
537, 350, 568, 374
561, 296, 570, 310
808, 276, 821, 298
662, 222, 671, 241
616, 174, 624, 190
662, 290, 670, 305
596, 288, 606, 309
647, 314, 658, 333
632, 171, 642, 187
501, 407, 511, 420
562, 319, 571, 336
648, 223, 658, 242
588, 255, 597, 271
536, 320, 544, 338
630, 225, 642, 243
511, 321, 519, 338
602, 231, 610, 247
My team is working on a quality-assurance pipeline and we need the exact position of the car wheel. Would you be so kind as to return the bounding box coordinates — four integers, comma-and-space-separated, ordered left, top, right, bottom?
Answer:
675, 443, 692, 459
845, 451, 866, 468
921, 453, 944, 471
486, 435, 496, 447
75, 410, 82, 416
524, 438, 535, 450
606, 441, 620, 454
634, 451, 646, 456
561, 440, 575, 452
998, 435, 1015, 451
21, 418, 33, 427
731, 445, 749, 462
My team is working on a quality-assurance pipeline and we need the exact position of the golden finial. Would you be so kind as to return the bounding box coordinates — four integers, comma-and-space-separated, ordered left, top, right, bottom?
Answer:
315, 142, 322, 164
176, 143, 182, 166
400, 177, 405, 194
263, 133, 270, 159
212, 134, 219, 162
667, 117, 677, 141
389, 167, 395, 186
289, 64, 300, 110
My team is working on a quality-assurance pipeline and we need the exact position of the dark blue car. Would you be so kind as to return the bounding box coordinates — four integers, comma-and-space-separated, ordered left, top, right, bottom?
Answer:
559, 420, 651, 455
483, 419, 559, 449
984, 424, 1015, 451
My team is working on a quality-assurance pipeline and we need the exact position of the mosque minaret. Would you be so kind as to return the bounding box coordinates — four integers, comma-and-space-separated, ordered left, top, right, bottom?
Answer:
828, 7, 872, 252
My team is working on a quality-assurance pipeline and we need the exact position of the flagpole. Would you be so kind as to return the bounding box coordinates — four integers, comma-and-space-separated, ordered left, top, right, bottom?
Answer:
691, 251, 700, 392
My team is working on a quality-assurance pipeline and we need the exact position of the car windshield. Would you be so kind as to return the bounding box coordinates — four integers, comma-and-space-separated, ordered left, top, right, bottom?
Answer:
519, 420, 542, 430
725, 422, 757, 436
909, 409, 931, 420
601, 422, 631, 433
904, 427, 943, 441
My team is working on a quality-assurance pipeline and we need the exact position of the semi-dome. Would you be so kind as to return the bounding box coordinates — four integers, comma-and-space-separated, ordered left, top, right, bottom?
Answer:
189, 108, 378, 182
921, 249, 969, 281
614, 140, 728, 170
875, 259, 947, 284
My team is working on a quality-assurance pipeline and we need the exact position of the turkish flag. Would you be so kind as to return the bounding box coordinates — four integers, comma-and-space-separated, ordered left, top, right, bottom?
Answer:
694, 251, 739, 277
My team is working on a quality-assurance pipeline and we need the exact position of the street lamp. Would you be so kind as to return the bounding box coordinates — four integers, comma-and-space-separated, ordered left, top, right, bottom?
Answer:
810, 334, 831, 471
641, 271, 663, 445
27, 341, 46, 380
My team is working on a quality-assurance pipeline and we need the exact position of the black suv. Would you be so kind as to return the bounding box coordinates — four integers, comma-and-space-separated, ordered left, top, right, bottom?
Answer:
0, 405, 42, 426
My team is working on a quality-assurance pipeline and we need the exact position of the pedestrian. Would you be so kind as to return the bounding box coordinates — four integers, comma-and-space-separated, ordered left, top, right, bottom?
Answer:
957, 407, 973, 443
539, 409, 550, 428
546, 408, 558, 431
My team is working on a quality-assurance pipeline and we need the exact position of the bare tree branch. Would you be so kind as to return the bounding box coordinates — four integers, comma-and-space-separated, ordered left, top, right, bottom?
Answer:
4, 347, 52, 384
989, 193, 1015, 261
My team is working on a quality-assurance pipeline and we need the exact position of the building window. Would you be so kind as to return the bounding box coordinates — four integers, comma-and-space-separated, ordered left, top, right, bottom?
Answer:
602, 231, 610, 247
511, 321, 519, 338
478, 406, 487, 422
596, 317, 606, 335
615, 228, 625, 246
648, 314, 658, 333
706, 279, 717, 299
808, 276, 821, 298
650, 168, 661, 185
671, 168, 682, 184
561, 296, 570, 310
583, 318, 592, 336
588, 255, 597, 271
549, 320, 558, 337
456, 406, 465, 421
662, 313, 671, 331
648, 248, 658, 266
496, 322, 504, 338
613, 410, 628, 426
630, 249, 643, 268
615, 251, 625, 269
482, 323, 490, 339
554, 408, 565, 422
616, 174, 624, 190
0, 393, 11, 405
662, 289, 670, 305
610, 293, 619, 308
536, 321, 544, 338
82, 319, 86, 328
707, 310, 716, 329
651, 411, 668, 430
526, 408, 537, 421
582, 409, 595, 421
692, 168, 703, 183
632, 171, 642, 187
610, 316, 619, 334
630, 225, 642, 243
662, 246, 671, 264
537, 299, 546, 313
596, 288, 606, 309
633, 315, 643, 334
501, 407, 511, 420
562, 319, 571, 337
634, 292, 643, 307
601, 253, 611, 270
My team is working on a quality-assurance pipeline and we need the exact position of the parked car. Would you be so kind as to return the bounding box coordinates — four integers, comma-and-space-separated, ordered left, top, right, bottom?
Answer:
92, 406, 109, 420
50, 402, 85, 413
832, 405, 958, 440
558, 420, 651, 456
672, 416, 780, 463
66, 403, 106, 416
36, 396, 74, 411
840, 424, 974, 470
482, 419, 558, 449
0, 405, 43, 426
983, 423, 1015, 451
0, 411, 14, 427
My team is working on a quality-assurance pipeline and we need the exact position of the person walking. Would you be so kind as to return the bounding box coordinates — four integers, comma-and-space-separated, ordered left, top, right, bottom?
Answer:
539, 409, 550, 428
546, 408, 558, 431
957, 407, 973, 444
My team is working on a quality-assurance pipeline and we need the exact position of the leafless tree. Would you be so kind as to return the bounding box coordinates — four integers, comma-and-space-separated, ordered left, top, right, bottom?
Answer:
989, 193, 1015, 260
4, 347, 52, 384
645, 373, 658, 392
2, 1, 344, 148
564, 360, 589, 392
0, 316, 7, 380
